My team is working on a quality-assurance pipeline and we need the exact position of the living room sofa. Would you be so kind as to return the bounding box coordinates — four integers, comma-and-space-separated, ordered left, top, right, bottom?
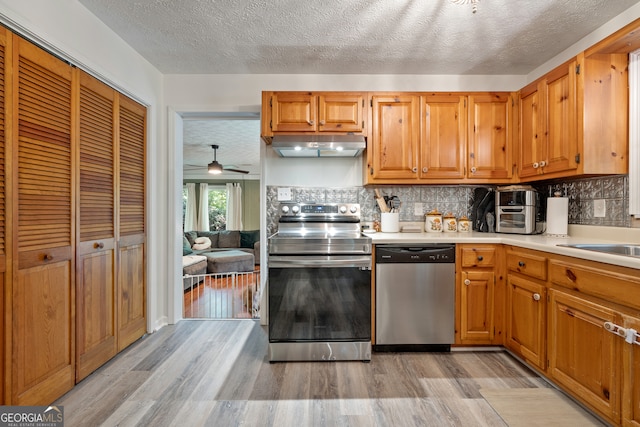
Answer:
182, 230, 260, 291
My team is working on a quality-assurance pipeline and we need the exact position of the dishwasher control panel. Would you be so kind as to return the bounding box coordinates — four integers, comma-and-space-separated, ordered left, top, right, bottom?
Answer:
376, 244, 455, 263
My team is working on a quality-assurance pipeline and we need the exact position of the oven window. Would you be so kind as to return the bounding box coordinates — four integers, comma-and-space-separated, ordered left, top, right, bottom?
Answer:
268, 267, 371, 342
499, 213, 525, 228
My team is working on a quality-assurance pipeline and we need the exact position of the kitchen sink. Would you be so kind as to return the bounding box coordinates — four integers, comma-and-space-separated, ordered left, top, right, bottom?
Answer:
558, 243, 640, 258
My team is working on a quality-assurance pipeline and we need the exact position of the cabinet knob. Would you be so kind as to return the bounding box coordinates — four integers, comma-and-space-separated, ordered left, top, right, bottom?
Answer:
44, 254, 53, 261
464, 279, 471, 286
532, 293, 541, 301
518, 261, 525, 267
307, 120, 314, 126
412, 167, 418, 173
477, 255, 484, 261
422, 167, 428, 173
94, 242, 104, 249
470, 166, 477, 173
533, 162, 539, 169
539, 160, 547, 167
319, 120, 325, 125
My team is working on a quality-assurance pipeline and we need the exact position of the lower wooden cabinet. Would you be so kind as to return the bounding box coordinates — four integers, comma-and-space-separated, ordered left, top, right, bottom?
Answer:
621, 314, 640, 427
548, 288, 620, 424
505, 274, 546, 370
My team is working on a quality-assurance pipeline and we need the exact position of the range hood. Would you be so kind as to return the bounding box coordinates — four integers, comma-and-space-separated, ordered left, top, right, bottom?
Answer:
271, 135, 366, 158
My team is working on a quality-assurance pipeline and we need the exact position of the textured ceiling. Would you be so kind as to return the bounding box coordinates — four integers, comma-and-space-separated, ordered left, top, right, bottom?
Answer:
77, 0, 640, 177
79, 0, 639, 75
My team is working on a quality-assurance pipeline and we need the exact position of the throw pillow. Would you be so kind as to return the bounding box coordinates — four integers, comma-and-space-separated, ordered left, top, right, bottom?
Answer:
196, 231, 219, 248
192, 236, 212, 250
240, 230, 260, 248
182, 236, 193, 256
184, 231, 198, 247
218, 230, 240, 248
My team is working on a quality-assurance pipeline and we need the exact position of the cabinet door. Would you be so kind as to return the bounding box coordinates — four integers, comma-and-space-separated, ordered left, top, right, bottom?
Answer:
506, 274, 545, 369
12, 36, 75, 405
318, 93, 364, 133
548, 289, 620, 424
75, 71, 117, 381
117, 94, 146, 351
460, 270, 494, 343
468, 94, 512, 180
518, 82, 545, 178
542, 61, 578, 175
621, 314, 640, 427
270, 92, 317, 132
369, 95, 420, 180
420, 95, 466, 179
0, 27, 8, 406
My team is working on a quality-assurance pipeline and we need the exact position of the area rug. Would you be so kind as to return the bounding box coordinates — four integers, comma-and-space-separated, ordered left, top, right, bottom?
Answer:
480, 388, 604, 426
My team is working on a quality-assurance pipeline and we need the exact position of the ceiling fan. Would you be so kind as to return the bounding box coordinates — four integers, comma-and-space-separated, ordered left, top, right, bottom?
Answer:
185, 144, 249, 175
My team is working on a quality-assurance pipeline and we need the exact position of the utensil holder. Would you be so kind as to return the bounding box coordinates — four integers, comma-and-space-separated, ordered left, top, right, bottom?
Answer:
381, 212, 400, 232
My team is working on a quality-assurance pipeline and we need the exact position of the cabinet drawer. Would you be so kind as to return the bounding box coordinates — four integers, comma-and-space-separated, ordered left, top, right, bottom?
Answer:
549, 258, 640, 311
460, 246, 496, 268
506, 249, 547, 281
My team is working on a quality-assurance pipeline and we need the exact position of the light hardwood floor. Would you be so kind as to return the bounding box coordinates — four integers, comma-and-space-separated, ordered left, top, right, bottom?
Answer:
55, 320, 605, 426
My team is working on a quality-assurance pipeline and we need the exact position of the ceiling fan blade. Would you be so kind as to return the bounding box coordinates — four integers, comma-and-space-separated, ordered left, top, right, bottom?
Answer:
223, 167, 250, 174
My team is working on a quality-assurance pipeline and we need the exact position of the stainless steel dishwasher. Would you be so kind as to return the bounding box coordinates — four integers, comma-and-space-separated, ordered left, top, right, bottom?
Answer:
375, 244, 455, 352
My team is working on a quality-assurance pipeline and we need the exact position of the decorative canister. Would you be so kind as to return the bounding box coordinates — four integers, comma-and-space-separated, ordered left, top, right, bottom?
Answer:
425, 209, 443, 233
443, 212, 457, 232
458, 215, 471, 232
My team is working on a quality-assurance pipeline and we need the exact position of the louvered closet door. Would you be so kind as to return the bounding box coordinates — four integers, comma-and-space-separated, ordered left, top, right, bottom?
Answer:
12, 37, 75, 405
0, 27, 10, 406
75, 70, 117, 381
117, 94, 146, 351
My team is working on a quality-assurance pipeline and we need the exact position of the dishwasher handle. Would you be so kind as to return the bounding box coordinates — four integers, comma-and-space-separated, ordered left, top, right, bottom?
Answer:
376, 245, 455, 263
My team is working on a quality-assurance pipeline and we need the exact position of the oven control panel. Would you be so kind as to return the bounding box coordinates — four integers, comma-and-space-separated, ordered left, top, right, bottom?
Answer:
278, 202, 360, 218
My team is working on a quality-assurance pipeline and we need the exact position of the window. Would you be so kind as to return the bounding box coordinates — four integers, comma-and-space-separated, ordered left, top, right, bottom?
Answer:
207, 186, 227, 230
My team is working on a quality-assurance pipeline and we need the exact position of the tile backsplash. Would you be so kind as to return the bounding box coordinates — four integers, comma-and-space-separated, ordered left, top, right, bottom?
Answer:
266, 174, 631, 234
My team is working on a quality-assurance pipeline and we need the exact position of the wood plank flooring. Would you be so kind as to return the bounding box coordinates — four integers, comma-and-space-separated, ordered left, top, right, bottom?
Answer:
55, 320, 605, 427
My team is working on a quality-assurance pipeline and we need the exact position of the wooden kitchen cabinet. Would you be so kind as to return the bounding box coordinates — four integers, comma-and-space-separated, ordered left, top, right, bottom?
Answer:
519, 59, 578, 180
548, 288, 621, 424
368, 94, 421, 181
420, 94, 466, 179
621, 313, 640, 427
518, 51, 627, 181
261, 91, 367, 137
456, 245, 503, 345
505, 248, 547, 370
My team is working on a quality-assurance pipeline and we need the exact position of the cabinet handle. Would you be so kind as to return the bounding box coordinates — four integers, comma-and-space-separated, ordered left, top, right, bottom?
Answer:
518, 261, 525, 267
412, 167, 418, 173
470, 166, 477, 173
307, 120, 314, 126
532, 293, 541, 301
422, 167, 428, 173
319, 120, 325, 125
94, 242, 104, 249
464, 279, 471, 286
44, 254, 53, 261
477, 255, 483, 261
533, 162, 539, 169
539, 160, 547, 167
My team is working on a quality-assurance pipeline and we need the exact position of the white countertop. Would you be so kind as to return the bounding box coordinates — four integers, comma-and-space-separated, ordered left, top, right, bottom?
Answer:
367, 224, 640, 270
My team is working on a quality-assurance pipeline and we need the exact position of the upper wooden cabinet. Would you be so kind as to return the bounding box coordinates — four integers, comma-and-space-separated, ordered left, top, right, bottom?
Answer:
261, 91, 367, 138
518, 53, 628, 181
366, 92, 514, 185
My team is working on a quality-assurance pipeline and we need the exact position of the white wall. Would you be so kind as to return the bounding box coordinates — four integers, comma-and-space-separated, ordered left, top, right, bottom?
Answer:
0, 0, 168, 331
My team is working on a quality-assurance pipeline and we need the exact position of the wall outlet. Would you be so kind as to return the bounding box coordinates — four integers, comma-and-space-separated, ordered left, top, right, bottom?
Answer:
593, 199, 606, 218
414, 202, 423, 216
277, 187, 292, 201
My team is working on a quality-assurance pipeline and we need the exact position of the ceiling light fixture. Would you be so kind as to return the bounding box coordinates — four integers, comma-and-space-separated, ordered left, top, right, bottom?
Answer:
208, 161, 223, 174
449, 0, 479, 13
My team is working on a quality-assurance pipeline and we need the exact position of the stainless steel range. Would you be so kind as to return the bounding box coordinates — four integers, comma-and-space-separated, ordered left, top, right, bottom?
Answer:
268, 202, 372, 362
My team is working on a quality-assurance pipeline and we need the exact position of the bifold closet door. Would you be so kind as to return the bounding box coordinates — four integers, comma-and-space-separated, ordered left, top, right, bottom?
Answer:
11, 36, 75, 405
117, 94, 146, 351
0, 27, 9, 406
75, 70, 117, 382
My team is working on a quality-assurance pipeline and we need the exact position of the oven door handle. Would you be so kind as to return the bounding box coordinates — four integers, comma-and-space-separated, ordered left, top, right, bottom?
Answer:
268, 255, 372, 269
